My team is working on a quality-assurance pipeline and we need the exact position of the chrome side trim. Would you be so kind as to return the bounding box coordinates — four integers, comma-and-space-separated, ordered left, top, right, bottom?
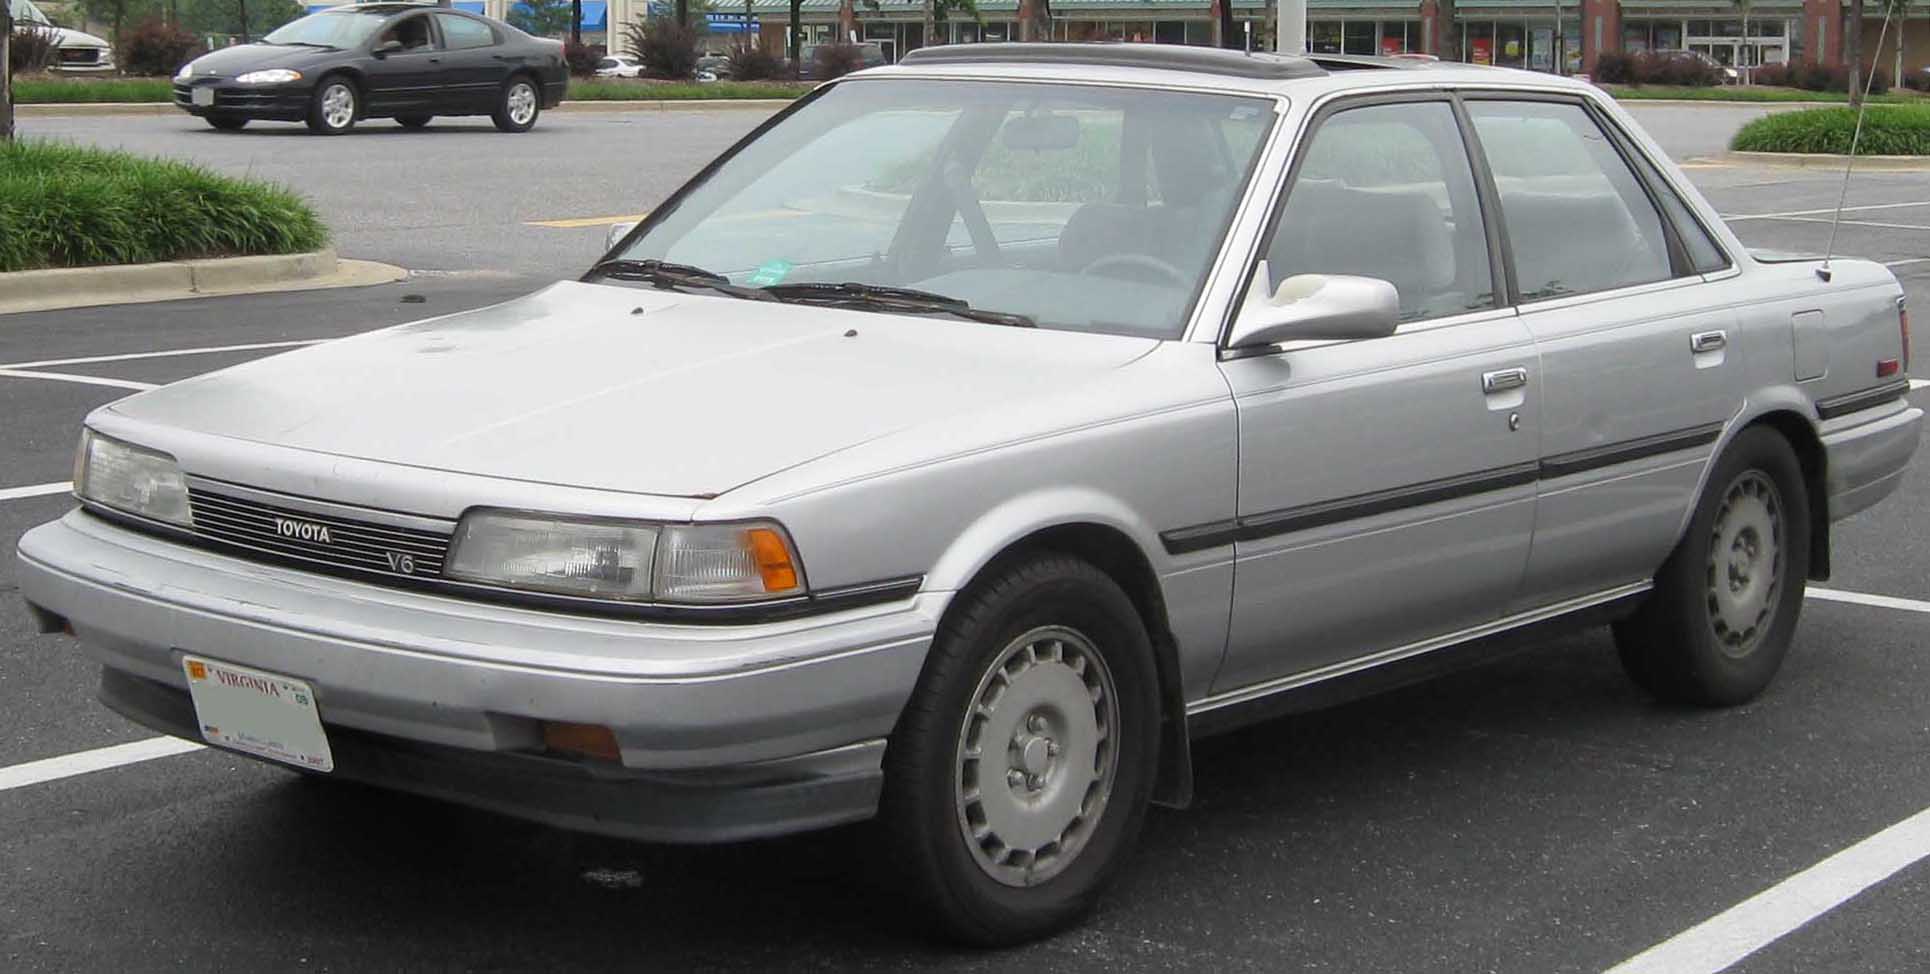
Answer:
1186, 580, 1653, 715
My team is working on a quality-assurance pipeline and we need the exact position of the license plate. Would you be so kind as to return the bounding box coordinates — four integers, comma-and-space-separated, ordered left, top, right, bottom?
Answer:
182, 656, 333, 772
192, 86, 215, 107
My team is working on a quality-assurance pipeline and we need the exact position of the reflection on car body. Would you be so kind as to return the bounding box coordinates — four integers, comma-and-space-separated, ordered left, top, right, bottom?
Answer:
18, 43, 1920, 946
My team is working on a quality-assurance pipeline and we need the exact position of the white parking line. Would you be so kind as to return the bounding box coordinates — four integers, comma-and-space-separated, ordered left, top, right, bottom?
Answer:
1912, 379, 1929, 391
1753, 216, 1930, 233
1887, 258, 1930, 268
0, 369, 158, 392
0, 339, 325, 371
0, 736, 203, 793
1808, 586, 1930, 614
1723, 200, 1930, 221
1604, 805, 1930, 974
0, 481, 71, 502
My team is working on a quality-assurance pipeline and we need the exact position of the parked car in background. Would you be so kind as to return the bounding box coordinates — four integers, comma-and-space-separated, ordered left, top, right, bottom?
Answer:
795, 40, 887, 79
20, 45, 1918, 946
1675, 48, 1741, 83
170, 2, 567, 134
695, 52, 732, 79
594, 53, 643, 77
8, 0, 114, 72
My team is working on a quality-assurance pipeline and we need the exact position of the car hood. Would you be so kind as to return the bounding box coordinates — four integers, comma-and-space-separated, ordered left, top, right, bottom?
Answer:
180, 43, 343, 79
107, 281, 1159, 499
44, 26, 109, 48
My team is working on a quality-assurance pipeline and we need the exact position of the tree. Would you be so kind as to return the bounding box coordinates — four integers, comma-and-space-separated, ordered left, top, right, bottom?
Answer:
3, 1, 13, 142
1887, 0, 1913, 86
508, 0, 572, 37
1848, 0, 1863, 107
570, 0, 580, 44
1730, 0, 1751, 77
78, 0, 162, 46
180, 0, 301, 41
920, 0, 977, 49
787, 0, 798, 75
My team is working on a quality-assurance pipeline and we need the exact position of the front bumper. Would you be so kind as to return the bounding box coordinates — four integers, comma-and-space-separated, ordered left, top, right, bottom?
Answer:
18, 510, 942, 842
172, 80, 312, 121
1821, 396, 1923, 520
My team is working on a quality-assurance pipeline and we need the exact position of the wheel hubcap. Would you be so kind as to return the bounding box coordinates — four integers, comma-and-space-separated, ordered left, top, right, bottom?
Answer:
1706, 470, 1784, 657
507, 84, 536, 125
954, 626, 1119, 888
322, 84, 354, 129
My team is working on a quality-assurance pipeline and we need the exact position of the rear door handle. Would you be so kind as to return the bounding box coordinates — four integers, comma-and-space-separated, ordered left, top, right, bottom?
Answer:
1482, 367, 1528, 394
1692, 330, 1728, 353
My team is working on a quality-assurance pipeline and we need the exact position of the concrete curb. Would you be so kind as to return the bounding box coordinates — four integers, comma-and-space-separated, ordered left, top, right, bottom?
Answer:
18, 98, 797, 118
0, 249, 409, 316
1722, 150, 1930, 172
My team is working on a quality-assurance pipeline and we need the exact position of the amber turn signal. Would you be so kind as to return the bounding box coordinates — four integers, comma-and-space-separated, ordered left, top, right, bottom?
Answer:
541, 721, 622, 762
746, 526, 800, 593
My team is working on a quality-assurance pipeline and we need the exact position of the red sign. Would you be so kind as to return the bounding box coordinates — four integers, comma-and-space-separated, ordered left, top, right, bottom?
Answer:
1471, 37, 1493, 65
1381, 35, 1404, 55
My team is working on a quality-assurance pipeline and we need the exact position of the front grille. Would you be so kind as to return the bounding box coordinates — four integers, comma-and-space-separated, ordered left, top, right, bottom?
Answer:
58, 47, 101, 65
187, 488, 453, 580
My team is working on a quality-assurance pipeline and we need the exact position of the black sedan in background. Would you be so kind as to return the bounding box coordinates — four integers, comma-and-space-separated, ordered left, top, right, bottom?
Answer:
172, 2, 567, 134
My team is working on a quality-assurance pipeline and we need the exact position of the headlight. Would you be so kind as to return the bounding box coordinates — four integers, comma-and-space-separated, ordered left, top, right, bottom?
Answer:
74, 430, 193, 528
445, 511, 805, 604
174, 63, 193, 81
235, 69, 302, 85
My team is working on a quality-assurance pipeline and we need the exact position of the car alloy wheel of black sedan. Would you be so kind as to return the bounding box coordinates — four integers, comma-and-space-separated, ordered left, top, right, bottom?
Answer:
171, 2, 567, 134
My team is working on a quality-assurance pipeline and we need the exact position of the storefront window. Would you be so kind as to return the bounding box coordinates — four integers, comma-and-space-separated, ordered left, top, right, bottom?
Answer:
1310, 21, 1343, 53
1465, 20, 1495, 65
1381, 21, 1408, 55
1497, 22, 1526, 67
1343, 20, 1375, 54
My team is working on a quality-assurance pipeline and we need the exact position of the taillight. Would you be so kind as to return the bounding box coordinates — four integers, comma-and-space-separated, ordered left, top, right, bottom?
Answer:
1901, 299, 1911, 375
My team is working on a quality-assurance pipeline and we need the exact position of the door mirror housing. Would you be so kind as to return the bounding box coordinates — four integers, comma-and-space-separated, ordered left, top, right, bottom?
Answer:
604, 222, 637, 251
1226, 266, 1401, 349
372, 39, 403, 56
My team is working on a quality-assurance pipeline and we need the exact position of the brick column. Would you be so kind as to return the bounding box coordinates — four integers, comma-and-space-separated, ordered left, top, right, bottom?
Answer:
1419, 0, 1441, 56
1579, 0, 1620, 75
1801, 0, 1842, 65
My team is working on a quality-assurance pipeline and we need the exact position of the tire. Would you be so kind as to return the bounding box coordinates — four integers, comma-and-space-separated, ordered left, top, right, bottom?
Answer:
1613, 426, 1811, 706
492, 76, 541, 133
879, 553, 1161, 946
306, 77, 358, 135
204, 114, 248, 131
395, 114, 433, 129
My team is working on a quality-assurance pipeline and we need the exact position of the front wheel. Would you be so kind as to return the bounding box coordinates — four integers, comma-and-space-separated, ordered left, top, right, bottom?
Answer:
306, 78, 358, 135
1613, 426, 1811, 706
880, 553, 1160, 945
492, 77, 540, 133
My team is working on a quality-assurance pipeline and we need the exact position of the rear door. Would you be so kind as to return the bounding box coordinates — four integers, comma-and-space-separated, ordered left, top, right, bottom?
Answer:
1209, 96, 1542, 698
432, 12, 506, 113
1461, 96, 1746, 610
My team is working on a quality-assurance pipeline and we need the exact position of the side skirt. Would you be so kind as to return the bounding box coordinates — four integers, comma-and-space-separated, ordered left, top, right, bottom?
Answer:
1185, 582, 1652, 740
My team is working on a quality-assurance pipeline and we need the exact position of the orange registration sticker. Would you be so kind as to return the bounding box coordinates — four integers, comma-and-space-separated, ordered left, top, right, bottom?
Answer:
186, 660, 208, 680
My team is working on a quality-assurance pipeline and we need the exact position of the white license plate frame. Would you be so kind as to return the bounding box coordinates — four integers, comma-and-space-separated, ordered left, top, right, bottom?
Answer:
182, 655, 334, 773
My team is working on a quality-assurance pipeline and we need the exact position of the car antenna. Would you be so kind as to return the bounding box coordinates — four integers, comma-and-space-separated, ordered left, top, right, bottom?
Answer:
1819, 4, 1898, 283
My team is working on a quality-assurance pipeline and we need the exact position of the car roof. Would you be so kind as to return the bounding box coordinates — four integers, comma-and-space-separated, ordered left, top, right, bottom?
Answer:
882, 42, 1598, 100
324, 2, 442, 13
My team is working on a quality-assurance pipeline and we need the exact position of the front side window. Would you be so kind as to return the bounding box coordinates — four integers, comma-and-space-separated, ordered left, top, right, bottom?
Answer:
609, 80, 1275, 339
1466, 100, 1674, 301
436, 14, 496, 50
1254, 100, 1497, 324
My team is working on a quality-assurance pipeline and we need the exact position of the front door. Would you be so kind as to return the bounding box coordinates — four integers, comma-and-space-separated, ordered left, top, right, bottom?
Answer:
362, 12, 444, 114
1211, 97, 1540, 697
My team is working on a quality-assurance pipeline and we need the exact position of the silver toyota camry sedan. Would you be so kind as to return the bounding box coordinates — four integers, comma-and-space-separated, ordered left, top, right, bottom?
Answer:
17, 44, 1921, 944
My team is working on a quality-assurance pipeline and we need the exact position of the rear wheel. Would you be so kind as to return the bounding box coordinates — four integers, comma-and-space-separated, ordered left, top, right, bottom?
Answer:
204, 114, 248, 131
395, 114, 433, 129
1613, 426, 1810, 706
492, 77, 540, 133
880, 553, 1160, 945
306, 78, 358, 135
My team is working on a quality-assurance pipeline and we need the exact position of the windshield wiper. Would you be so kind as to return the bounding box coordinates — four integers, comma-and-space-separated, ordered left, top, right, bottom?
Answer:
583, 258, 774, 302
761, 282, 1035, 328
273, 41, 337, 48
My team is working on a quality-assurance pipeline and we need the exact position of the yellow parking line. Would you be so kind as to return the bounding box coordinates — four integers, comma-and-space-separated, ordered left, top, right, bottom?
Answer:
526, 213, 649, 229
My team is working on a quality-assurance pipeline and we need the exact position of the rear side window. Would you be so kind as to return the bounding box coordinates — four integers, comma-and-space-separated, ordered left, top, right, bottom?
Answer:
1629, 150, 1731, 274
1259, 100, 1497, 323
436, 14, 496, 50
1467, 100, 1673, 301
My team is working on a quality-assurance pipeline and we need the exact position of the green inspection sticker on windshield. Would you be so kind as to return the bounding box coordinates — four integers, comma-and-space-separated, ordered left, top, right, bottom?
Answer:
747, 260, 794, 287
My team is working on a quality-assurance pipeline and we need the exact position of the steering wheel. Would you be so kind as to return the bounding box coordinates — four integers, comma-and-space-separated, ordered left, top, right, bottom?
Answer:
1080, 253, 1188, 287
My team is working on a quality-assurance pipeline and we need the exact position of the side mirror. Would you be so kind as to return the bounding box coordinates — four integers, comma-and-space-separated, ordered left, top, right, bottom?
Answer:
604, 221, 637, 250
1226, 266, 1401, 349
372, 39, 403, 56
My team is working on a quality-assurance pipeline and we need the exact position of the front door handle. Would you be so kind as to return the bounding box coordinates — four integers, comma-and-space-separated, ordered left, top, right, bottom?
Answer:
1482, 367, 1529, 394
1692, 330, 1728, 353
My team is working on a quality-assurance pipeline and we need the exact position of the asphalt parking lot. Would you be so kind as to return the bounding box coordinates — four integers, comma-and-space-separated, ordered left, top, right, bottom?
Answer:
3, 104, 1928, 972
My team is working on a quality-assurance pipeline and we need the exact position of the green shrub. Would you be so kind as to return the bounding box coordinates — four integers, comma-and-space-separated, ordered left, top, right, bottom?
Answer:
1751, 61, 1891, 95
624, 15, 703, 79
117, 17, 203, 77
1729, 105, 1930, 155
0, 140, 329, 273
726, 44, 782, 81
11, 77, 177, 102
9, 24, 61, 73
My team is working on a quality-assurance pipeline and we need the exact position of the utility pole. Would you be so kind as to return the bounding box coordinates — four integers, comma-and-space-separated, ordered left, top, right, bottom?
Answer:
1277, 0, 1305, 53
3, 2, 14, 142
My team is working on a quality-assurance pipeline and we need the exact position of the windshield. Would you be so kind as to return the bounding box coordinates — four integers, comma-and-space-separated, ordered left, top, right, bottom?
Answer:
610, 79, 1275, 339
10, 0, 51, 26
262, 10, 389, 48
